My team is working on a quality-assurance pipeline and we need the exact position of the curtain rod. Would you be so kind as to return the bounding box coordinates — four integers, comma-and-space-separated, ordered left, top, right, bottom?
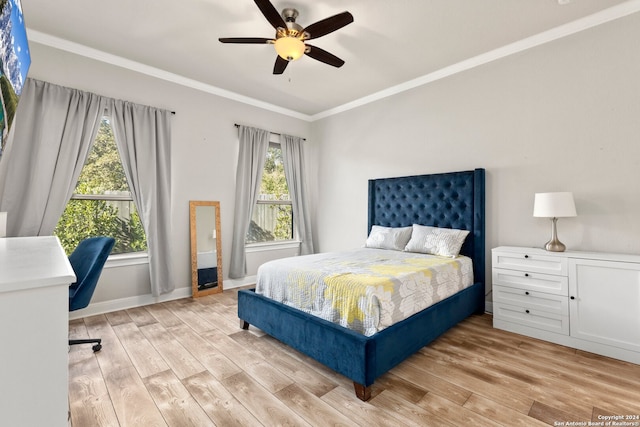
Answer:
234, 123, 306, 141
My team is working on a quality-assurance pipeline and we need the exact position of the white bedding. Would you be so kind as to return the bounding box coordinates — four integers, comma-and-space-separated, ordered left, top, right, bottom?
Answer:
256, 248, 474, 336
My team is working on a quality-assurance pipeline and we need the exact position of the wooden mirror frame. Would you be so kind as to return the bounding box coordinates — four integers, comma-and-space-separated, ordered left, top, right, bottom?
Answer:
189, 201, 223, 297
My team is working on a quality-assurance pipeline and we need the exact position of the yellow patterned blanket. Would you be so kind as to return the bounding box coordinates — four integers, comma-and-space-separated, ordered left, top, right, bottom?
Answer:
255, 248, 473, 336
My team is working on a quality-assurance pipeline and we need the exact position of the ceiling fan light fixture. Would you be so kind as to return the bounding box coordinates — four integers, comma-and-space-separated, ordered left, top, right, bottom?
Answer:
218, 1, 353, 74
274, 36, 305, 61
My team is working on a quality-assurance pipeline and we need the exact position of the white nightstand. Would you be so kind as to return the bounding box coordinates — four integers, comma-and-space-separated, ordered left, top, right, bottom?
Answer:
492, 246, 640, 365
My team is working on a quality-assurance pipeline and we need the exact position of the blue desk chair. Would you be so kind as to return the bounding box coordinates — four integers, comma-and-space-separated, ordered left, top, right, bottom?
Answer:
68, 236, 115, 352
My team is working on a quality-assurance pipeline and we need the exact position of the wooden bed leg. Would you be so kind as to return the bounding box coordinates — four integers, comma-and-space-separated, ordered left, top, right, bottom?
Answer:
353, 382, 372, 401
240, 319, 249, 330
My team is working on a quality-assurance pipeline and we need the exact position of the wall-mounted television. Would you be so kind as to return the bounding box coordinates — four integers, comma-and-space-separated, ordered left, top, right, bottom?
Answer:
1, 0, 31, 157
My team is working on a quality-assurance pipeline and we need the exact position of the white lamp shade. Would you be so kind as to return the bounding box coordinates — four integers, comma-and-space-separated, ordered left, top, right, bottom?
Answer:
533, 192, 577, 218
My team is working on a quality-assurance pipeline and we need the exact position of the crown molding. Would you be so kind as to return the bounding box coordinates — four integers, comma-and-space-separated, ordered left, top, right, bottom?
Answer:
311, 0, 640, 120
27, 0, 640, 123
27, 29, 313, 122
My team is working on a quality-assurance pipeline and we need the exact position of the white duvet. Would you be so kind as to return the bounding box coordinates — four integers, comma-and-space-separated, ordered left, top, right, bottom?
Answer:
256, 248, 474, 336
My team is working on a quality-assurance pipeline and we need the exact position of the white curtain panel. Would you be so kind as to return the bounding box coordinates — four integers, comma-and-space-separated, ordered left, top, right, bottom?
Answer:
0, 79, 105, 236
109, 100, 173, 296
229, 125, 270, 278
281, 134, 315, 255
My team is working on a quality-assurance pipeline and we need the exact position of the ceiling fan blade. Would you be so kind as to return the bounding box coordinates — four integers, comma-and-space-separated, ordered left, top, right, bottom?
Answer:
304, 44, 345, 68
254, 0, 287, 30
218, 37, 273, 44
273, 56, 289, 74
303, 12, 353, 40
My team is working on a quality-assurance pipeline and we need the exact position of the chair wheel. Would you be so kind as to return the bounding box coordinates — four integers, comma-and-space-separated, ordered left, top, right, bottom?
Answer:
92, 344, 102, 352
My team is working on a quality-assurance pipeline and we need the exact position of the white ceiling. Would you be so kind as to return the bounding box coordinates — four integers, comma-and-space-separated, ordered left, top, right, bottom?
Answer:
22, 0, 636, 119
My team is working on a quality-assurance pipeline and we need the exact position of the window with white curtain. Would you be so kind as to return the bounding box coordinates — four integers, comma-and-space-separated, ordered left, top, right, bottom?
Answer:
54, 116, 147, 255
246, 142, 295, 244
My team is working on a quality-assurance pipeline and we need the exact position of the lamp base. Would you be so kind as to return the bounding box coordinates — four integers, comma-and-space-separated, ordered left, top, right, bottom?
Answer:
544, 239, 566, 252
544, 217, 566, 252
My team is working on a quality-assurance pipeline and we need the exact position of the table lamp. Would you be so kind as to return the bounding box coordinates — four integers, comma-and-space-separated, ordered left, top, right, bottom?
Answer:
533, 192, 577, 252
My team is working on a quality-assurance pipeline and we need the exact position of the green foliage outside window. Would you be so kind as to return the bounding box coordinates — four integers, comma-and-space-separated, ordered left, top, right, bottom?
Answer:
262, 146, 289, 200
54, 118, 147, 255
246, 145, 293, 243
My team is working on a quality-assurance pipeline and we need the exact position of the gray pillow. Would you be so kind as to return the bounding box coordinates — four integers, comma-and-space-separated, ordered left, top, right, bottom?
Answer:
404, 224, 469, 257
365, 226, 413, 251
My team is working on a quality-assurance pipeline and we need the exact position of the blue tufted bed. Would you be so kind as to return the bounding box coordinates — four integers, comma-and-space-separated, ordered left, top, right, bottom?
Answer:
237, 168, 485, 400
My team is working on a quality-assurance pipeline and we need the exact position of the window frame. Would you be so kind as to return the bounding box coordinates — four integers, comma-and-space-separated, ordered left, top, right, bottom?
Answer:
66, 193, 148, 257
55, 116, 148, 256
245, 140, 297, 247
70, 193, 134, 202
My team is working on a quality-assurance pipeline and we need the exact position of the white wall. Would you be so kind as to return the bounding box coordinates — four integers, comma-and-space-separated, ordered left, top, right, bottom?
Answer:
309, 12, 640, 299
26, 41, 309, 308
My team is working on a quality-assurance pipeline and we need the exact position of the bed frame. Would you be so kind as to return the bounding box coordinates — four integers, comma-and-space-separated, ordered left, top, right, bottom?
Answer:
238, 168, 485, 400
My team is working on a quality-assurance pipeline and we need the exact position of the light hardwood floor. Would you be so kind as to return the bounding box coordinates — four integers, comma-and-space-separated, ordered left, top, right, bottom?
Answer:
69, 288, 640, 426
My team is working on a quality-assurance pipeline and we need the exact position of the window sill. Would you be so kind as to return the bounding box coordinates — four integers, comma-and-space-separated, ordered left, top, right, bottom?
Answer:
105, 251, 148, 268
246, 241, 301, 253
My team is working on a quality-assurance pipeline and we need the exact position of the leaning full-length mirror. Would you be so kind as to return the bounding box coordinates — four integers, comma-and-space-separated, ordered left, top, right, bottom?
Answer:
190, 201, 223, 297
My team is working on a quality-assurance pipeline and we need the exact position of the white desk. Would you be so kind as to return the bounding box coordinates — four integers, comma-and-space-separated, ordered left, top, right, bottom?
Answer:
0, 236, 76, 427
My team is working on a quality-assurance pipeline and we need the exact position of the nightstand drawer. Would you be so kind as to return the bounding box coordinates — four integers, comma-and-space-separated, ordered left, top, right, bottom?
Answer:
493, 285, 568, 316
493, 302, 569, 335
493, 250, 567, 276
492, 268, 568, 296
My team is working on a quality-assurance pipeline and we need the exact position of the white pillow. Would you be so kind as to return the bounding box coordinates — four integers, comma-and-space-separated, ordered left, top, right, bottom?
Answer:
365, 226, 413, 251
404, 224, 470, 258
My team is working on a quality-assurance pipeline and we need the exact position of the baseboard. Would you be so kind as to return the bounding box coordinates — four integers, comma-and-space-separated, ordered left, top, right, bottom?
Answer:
223, 275, 257, 290
68, 275, 258, 320
485, 300, 493, 314
69, 287, 192, 320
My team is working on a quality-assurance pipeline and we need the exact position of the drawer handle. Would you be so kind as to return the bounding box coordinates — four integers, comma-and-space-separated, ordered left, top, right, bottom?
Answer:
525, 291, 530, 295
570, 296, 575, 300
525, 309, 530, 314
524, 255, 529, 259
524, 273, 529, 277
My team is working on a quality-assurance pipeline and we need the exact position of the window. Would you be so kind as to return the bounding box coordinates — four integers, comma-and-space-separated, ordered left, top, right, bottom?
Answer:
54, 117, 147, 255
246, 142, 294, 244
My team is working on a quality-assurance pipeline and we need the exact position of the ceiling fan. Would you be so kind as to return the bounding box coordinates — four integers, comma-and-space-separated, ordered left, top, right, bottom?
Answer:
219, 0, 354, 75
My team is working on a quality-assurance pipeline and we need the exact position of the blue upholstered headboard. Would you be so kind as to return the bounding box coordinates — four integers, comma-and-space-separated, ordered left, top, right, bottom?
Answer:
368, 168, 486, 286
